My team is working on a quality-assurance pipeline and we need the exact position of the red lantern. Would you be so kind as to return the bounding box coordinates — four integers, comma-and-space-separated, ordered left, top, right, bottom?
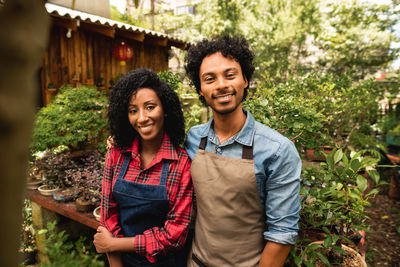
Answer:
113, 42, 133, 66
375, 72, 386, 81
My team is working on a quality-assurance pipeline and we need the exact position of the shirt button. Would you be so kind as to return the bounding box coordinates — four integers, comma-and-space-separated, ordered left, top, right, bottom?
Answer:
216, 147, 221, 152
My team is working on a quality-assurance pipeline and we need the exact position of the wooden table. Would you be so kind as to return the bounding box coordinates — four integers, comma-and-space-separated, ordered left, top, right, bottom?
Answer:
26, 189, 100, 230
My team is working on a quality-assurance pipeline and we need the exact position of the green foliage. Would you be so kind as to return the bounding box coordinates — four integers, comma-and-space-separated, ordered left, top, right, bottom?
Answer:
316, 0, 399, 78
158, 70, 186, 96
30, 86, 108, 153
158, 70, 206, 133
20, 199, 36, 253
183, 103, 204, 133
294, 149, 382, 265
38, 221, 104, 267
245, 72, 385, 151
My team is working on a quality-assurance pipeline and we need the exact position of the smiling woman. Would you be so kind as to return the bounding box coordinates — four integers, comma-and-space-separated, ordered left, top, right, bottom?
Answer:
94, 68, 193, 267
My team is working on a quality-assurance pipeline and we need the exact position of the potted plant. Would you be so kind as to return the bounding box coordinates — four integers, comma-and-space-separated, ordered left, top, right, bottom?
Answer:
30, 85, 108, 154
33, 148, 74, 196
26, 163, 43, 190
63, 150, 104, 212
292, 149, 382, 266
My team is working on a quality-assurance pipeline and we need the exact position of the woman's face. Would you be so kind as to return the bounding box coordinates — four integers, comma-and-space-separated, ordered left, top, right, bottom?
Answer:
128, 88, 165, 144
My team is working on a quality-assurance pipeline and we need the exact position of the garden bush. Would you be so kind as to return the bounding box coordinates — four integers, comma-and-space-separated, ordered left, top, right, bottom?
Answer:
245, 72, 386, 152
30, 86, 108, 153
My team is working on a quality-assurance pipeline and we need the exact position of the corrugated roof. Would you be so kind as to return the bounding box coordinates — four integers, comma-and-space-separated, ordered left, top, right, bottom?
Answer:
45, 3, 188, 47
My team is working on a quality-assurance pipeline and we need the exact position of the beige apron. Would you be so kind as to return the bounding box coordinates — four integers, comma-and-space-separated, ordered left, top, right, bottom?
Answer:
188, 137, 265, 267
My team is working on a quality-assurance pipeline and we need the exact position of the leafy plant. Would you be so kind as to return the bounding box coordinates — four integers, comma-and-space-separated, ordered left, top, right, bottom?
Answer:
64, 150, 104, 202
293, 149, 383, 265
30, 86, 108, 153
20, 199, 36, 253
38, 221, 104, 267
33, 149, 104, 201
245, 72, 386, 153
159, 70, 207, 133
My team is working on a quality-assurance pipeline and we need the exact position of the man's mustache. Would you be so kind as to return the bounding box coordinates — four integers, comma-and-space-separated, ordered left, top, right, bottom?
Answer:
211, 89, 236, 99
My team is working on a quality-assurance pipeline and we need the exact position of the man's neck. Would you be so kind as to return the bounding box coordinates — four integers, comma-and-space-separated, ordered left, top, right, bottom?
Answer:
212, 105, 246, 142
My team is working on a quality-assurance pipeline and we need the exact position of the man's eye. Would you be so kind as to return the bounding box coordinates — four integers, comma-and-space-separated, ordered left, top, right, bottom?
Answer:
204, 77, 214, 82
129, 109, 137, 114
227, 73, 235, 78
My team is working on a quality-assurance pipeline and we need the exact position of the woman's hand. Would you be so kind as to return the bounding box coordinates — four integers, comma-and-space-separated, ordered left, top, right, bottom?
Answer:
94, 226, 115, 253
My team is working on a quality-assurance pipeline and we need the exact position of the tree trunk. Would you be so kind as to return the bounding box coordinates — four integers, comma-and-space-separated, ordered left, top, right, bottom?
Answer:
0, 0, 49, 266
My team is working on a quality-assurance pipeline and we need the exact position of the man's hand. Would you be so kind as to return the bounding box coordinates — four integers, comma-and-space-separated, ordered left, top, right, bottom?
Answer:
107, 136, 114, 149
94, 226, 115, 253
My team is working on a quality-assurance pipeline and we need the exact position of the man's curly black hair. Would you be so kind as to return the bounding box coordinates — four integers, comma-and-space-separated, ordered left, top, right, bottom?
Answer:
184, 34, 255, 105
108, 68, 185, 149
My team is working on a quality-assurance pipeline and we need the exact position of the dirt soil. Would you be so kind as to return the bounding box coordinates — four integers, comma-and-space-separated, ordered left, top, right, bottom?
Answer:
364, 192, 400, 266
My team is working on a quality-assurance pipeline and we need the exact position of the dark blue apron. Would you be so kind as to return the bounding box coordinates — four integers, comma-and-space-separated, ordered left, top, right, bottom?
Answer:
113, 153, 190, 267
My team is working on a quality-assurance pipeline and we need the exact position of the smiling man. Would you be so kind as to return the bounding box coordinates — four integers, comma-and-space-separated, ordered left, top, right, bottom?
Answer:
184, 35, 301, 267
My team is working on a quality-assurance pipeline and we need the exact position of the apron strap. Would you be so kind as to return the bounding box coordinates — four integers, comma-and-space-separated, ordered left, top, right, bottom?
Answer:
242, 145, 253, 160
159, 160, 170, 186
198, 137, 253, 160
117, 153, 170, 186
118, 153, 131, 180
199, 137, 207, 150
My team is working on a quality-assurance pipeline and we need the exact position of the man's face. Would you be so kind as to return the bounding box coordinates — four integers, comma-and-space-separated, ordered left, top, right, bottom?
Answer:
199, 52, 248, 115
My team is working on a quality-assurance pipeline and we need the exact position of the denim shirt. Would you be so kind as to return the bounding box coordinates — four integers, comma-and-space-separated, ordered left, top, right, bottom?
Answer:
184, 109, 301, 245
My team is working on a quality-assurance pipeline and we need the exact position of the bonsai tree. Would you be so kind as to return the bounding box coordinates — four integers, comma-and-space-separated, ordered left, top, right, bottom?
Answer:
294, 149, 382, 265
30, 86, 108, 153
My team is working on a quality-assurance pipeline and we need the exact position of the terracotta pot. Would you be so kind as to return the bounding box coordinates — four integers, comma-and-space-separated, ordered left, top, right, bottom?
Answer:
93, 206, 101, 221
388, 170, 400, 200
75, 197, 95, 212
306, 241, 367, 267
386, 153, 400, 165
305, 147, 334, 162
37, 185, 59, 196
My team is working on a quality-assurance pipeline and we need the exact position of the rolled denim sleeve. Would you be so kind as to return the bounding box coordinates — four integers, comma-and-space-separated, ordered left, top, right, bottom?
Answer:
263, 140, 301, 245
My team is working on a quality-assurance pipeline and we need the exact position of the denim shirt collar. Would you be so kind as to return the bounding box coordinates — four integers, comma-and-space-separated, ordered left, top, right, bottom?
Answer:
199, 108, 255, 146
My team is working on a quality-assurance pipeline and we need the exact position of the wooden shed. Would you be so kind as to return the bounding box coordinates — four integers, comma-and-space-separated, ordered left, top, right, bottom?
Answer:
40, 3, 189, 106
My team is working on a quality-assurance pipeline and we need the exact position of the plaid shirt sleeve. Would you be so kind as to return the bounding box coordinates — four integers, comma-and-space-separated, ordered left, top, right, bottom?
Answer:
100, 148, 123, 237
134, 151, 193, 262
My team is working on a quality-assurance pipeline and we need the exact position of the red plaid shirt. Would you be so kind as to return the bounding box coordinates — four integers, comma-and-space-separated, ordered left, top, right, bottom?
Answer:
100, 133, 193, 262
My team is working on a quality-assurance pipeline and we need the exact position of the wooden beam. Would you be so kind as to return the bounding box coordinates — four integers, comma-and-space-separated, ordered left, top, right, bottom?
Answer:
168, 39, 188, 50
116, 29, 145, 42
144, 36, 168, 47
51, 16, 77, 31
79, 21, 115, 38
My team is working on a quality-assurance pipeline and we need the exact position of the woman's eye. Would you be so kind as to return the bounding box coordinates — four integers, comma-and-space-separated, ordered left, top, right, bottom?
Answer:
227, 73, 235, 78
146, 105, 155, 110
129, 109, 137, 114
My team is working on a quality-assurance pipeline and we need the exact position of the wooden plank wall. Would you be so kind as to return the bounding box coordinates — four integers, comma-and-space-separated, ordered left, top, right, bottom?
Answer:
41, 25, 169, 106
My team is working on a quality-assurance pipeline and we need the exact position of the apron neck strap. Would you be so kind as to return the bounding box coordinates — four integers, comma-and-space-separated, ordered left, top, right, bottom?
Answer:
198, 137, 253, 160
118, 153, 131, 180
159, 160, 170, 186
118, 153, 170, 186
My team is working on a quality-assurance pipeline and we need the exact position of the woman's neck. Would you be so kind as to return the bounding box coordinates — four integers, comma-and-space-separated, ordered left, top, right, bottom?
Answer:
139, 134, 164, 169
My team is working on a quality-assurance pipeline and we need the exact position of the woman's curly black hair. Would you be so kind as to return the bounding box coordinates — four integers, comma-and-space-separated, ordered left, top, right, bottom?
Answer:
184, 34, 255, 105
108, 68, 185, 149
